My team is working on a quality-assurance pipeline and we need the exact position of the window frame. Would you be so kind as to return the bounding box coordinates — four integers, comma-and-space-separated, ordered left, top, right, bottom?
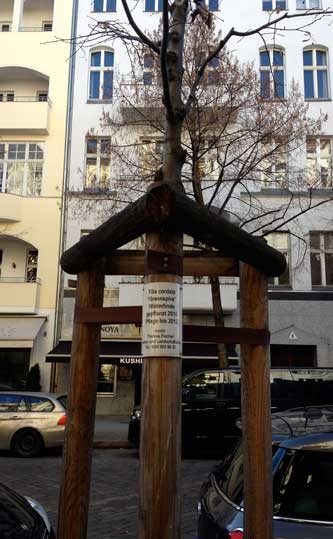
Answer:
144, 0, 163, 12
0, 23, 11, 32
303, 47, 330, 100
97, 364, 117, 395
261, 138, 289, 187
260, 47, 286, 100
306, 137, 333, 188
208, 0, 220, 11
310, 231, 333, 287
266, 232, 291, 286
0, 91, 15, 102
88, 48, 114, 102
42, 21, 53, 32
262, 1, 287, 11
140, 138, 164, 173
92, 0, 117, 12
0, 142, 44, 197
296, 0, 321, 9
84, 137, 111, 190
26, 249, 38, 283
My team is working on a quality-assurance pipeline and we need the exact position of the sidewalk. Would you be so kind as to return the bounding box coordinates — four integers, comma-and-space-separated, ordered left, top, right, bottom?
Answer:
93, 415, 133, 448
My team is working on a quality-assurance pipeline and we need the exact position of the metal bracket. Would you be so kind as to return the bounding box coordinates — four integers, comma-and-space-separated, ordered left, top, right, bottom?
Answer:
145, 250, 183, 276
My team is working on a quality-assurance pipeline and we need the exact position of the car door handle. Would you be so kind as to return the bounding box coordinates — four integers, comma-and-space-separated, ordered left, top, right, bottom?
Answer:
9, 416, 20, 420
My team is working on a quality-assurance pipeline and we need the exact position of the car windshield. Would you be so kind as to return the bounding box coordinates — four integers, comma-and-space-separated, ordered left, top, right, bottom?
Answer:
273, 449, 333, 522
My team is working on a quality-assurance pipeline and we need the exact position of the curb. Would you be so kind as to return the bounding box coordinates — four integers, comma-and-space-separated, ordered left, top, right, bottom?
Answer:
93, 440, 135, 449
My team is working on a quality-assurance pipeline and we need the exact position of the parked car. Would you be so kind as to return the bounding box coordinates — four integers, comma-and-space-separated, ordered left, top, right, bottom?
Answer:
0, 480, 54, 537
0, 392, 67, 457
198, 432, 333, 539
128, 368, 333, 453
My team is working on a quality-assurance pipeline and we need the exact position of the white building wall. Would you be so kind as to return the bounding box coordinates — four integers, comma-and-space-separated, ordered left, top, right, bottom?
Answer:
61, 0, 333, 378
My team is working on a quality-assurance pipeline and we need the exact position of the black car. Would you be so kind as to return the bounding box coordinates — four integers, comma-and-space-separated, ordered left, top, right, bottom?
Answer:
128, 368, 333, 453
198, 432, 333, 539
0, 481, 54, 538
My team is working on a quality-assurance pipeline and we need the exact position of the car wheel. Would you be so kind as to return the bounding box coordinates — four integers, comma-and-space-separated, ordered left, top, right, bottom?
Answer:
11, 428, 44, 458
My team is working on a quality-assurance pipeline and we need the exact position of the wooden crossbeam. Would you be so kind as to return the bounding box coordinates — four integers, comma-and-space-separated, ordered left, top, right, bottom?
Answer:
74, 306, 269, 345
103, 250, 239, 276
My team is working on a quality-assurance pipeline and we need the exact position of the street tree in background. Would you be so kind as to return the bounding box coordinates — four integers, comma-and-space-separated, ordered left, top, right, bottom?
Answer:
65, 5, 332, 365
63, 4, 331, 366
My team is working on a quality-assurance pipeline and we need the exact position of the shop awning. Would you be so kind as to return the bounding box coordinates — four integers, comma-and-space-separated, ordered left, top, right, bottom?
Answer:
46, 340, 237, 364
0, 316, 46, 348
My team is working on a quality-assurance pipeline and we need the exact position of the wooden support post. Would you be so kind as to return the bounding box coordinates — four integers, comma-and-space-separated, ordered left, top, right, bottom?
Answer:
139, 231, 182, 539
57, 268, 104, 539
239, 263, 273, 539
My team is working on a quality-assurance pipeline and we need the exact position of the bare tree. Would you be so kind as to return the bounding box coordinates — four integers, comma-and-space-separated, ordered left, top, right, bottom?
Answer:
63, 3, 332, 365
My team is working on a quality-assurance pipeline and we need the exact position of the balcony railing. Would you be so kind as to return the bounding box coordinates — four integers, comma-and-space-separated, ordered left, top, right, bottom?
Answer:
0, 98, 51, 134
19, 25, 53, 32
0, 277, 41, 313
0, 95, 52, 105
0, 277, 41, 284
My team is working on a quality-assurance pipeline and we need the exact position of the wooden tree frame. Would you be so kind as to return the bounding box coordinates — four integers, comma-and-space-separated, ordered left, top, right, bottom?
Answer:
57, 182, 286, 539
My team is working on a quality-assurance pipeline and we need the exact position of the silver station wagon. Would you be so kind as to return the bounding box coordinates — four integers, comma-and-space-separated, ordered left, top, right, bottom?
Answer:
0, 392, 67, 457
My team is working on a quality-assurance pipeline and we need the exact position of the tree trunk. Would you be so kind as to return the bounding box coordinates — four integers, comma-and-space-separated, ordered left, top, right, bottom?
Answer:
210, 275, 228, 368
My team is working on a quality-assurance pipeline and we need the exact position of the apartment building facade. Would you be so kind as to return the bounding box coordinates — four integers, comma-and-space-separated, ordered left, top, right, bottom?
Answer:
0, 0, 74, 390
47, 0, 333, 414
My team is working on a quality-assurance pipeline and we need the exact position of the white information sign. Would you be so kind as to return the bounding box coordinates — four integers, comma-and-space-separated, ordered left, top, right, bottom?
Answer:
142, 282, 182, 357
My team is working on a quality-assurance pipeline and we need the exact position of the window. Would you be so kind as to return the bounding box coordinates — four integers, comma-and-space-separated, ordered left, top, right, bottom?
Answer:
89, 49, 114, 101
303, 47, 329, 99
0, 92, 14, 102
296, 0, 321, 8
42, 21, 53, 31
26, 250, 38, 282
273, 450, 333, 522
198, 139, 217, 176
143, 53, 154, 85
307, 138, 333, 188
0, 349, 30, 390
141, 139, 163, 172
263, 1, 287, 10
182, 371, 221, 401
97, 364, 116, 393
261, 139, 288, 187
0, 394, 26, 412
260, 48, 285, 99
145, 0, 163, 11
310, 232, 333, 286
266, 232, 291, 285
207, 55, 219, 84
209, 0, 219, 10
26, 396, 54, 412
0, 23, 10, 32
85, 137, 111, 189
37, 91, 48, 102
0, 142, 44, 196
92, 0, 116, 11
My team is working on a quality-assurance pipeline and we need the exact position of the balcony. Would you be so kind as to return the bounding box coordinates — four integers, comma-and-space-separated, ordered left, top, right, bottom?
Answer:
0, 277, 41, 314
0, 96, 51, 134
119, 279, 238, 313
19, 0, 53, 33
0, 193, 22, 222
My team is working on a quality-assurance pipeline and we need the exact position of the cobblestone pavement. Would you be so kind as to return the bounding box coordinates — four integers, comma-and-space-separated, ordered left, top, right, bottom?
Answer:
0, 449, 219, 538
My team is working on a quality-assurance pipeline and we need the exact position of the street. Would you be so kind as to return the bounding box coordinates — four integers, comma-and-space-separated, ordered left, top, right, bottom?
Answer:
0, 448, 218, 538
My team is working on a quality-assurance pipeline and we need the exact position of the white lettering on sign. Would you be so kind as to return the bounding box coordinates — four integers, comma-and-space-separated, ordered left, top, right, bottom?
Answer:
142, 282, 182, 357
120, 357, 143, 364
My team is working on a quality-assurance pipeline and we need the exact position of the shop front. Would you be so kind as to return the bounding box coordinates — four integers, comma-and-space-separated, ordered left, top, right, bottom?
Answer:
46, 339, 236, 415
